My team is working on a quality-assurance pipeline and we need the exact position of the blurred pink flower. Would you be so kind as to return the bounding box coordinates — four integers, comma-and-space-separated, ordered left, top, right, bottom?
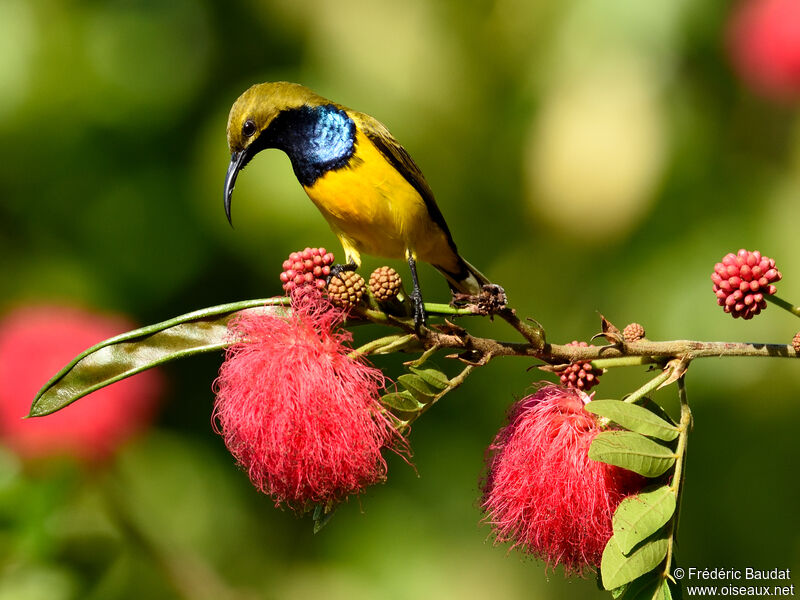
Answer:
728, 0, 800, 102
214, 290, 408, 511
0, 305, 163, 462
481, 385, 644, 575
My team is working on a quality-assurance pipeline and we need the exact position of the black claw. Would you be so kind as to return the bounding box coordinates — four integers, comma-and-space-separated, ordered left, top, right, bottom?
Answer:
326, 262, 357, 285
406, 254, 427, 332
411, 288, 427, 332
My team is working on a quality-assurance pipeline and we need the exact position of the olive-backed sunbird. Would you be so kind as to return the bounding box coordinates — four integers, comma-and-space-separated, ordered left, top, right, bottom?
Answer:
223, 81, 492, 326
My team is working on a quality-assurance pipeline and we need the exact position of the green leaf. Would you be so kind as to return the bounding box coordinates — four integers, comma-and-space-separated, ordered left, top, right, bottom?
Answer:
380, 391, 423, 413
617, 572, 672, 600
589, 431, 676, 477
614, 485, 677, 554
408, 366, 450, 390
30, 298, 289, 417
638, 398, 678, 428
313, 504, 337, 534
397, 373, 437, 402
601, 533, 669, 590
585, 400, 680, 442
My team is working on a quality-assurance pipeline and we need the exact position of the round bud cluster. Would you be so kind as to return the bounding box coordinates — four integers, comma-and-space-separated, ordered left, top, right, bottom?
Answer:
369, 267, 403, 302
327, 272, 366, 309
711, 249, 781, 319
792, 332, 800, 354
623, 323, 646, 342
280, 247, 335, 293
559, 341, 600, 391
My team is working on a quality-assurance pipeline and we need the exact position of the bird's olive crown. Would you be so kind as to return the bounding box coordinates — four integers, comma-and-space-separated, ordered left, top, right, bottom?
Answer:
226, 82, 333, 152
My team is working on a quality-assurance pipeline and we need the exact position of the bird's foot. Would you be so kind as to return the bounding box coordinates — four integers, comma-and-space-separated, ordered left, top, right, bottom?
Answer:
326, 262, 357, 285
452, 284, 508, 316
410, 288, 428, 333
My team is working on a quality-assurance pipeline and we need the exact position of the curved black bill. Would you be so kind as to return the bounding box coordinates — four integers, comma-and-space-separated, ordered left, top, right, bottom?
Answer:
224, 150, 247, 226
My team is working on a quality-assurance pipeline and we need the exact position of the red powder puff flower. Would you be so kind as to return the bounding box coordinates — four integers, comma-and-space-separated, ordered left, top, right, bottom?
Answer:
0, 305, 163, 462
214, 290, 408, 511
481, 385, 644, 575
711, 249, 781, 319
728, 0, 800, 102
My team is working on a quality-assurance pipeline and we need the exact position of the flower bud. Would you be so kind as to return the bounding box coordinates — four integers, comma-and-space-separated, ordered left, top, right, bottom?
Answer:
559, 341, 601, 391
623, 322, 646, 342
279, 247, 334, 293
369, 267, 403, 302
711, 249, 781, 319
327, 271, 366, 309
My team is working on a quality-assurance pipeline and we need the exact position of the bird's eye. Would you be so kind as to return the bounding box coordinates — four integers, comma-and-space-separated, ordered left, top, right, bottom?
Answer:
242, 119, 257, 138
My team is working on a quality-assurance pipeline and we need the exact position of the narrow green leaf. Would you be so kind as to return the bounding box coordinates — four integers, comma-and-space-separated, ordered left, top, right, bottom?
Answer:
408, 366, 450, 390
590, 431, 676, 477
380, 391, 423, 413
397, 374, 437, 402
586, 400, 680, 442
601, 533, 669, 590
30, 298, 289, 417
614, 485, 677, 554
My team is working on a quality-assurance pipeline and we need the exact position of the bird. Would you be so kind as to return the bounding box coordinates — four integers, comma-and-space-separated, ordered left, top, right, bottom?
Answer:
223, 81, 494, 328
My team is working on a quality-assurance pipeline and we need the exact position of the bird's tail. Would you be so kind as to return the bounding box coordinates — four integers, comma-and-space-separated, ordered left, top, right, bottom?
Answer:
435, 256, 492, 296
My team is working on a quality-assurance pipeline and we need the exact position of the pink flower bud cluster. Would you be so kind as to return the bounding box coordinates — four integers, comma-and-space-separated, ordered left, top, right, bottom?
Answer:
559, 341, 600, 391
712, 249, 781, 319
279, 247, 335, 293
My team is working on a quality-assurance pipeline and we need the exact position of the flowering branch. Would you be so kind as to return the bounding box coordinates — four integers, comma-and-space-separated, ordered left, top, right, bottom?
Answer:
350, 309, 799, 364
26, 245, 800, 600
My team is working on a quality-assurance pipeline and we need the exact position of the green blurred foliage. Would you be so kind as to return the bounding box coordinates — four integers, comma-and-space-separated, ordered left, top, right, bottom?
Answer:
1, 0, 799, 598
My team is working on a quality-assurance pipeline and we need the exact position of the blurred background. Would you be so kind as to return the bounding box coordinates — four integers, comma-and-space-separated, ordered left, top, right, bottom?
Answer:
1, 0, 799, 598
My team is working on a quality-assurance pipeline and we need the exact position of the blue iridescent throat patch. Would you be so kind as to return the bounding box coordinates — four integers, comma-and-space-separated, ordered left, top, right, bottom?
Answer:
276, 104, 356, 186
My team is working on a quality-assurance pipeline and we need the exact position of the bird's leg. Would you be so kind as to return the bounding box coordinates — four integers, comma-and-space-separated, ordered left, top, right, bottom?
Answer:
327, 260, 358, 284
406, 254, 427, 331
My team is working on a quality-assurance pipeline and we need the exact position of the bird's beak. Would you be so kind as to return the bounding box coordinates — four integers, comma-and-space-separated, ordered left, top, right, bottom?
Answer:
224, 150, 248, 226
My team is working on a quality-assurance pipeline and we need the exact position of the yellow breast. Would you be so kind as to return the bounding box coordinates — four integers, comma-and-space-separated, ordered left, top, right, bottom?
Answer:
303, 131, 456, 271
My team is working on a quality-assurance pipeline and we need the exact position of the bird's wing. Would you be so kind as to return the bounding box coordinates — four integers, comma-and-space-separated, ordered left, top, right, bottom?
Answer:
354, 111, 456, 245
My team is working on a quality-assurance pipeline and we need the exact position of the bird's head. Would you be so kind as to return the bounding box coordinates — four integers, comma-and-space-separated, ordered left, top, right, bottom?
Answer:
224, 82, 329, 224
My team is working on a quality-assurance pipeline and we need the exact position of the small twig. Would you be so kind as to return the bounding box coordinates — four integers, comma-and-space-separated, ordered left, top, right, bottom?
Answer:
664, 376, 692, 582
497, 307, 546, 349
591, 356, 659, 369
765, 294, 800, 317
348, 333, 418, 359
623, 367, 674, 404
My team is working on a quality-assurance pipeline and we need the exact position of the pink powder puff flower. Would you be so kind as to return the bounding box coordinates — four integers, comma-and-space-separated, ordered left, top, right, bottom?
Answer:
0, 305, 163, 463
213, 290, 408, 511
481, 385, 644, 575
